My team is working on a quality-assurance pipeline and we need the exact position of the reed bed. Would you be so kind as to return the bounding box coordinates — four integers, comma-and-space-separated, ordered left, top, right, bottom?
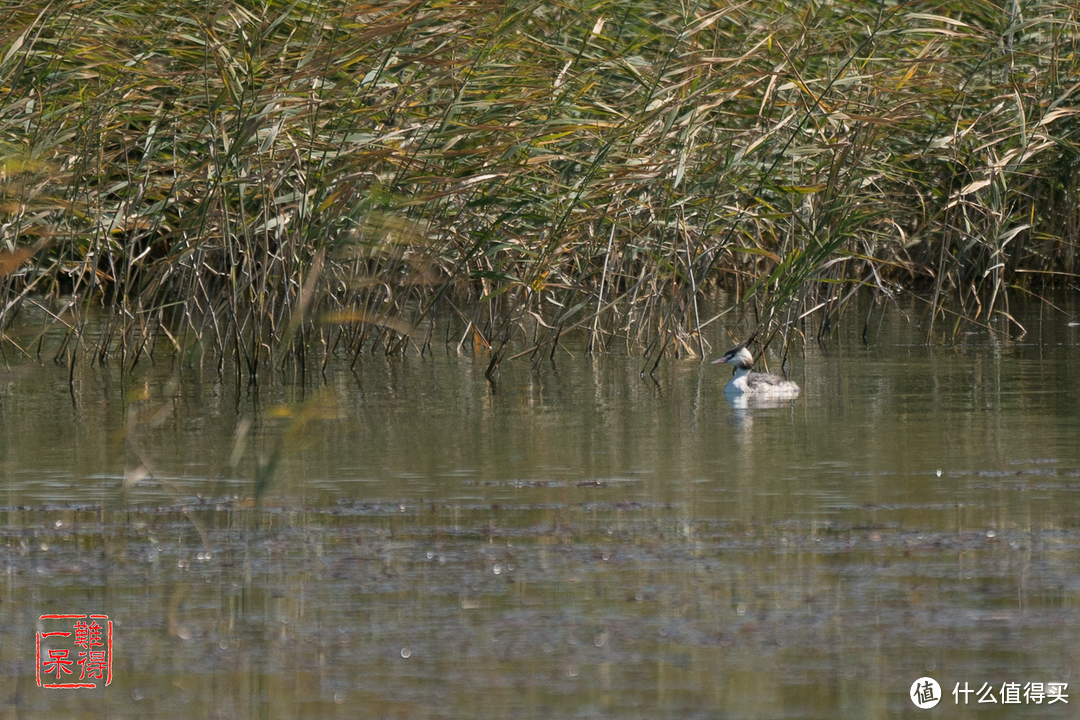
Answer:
1, 0, 1078, 374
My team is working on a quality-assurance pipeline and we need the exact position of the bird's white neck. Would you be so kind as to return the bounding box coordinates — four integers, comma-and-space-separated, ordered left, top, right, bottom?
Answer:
725, 366, 751, 394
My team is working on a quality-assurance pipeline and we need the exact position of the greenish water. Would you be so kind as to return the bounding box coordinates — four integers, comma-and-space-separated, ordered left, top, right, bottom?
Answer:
2, 296, 1080, 718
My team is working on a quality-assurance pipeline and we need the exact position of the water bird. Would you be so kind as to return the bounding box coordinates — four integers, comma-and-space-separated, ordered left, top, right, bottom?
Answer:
712, 344, 800, 398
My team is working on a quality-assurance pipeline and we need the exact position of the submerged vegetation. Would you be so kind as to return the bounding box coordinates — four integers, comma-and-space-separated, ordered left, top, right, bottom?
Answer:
1, 0, 1079, 373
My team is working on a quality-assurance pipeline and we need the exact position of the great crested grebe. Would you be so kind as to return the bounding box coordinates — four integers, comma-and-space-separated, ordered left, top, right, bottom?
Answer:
712, 344, 800, 398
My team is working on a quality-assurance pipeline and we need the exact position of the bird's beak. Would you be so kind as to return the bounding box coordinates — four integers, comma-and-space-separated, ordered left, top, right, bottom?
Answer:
711, 357, 728, 364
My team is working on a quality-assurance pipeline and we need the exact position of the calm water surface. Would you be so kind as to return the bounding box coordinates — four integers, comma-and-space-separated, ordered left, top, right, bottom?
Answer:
2, 297, 1080, 718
